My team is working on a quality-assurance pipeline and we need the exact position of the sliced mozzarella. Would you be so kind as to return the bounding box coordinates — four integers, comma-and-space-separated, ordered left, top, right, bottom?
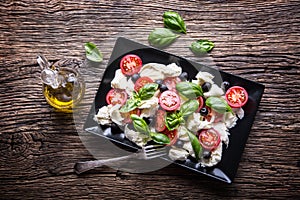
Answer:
204, 84, 224, 98
168, 146, 189, 161
94, 105, 112, 125
200, 142, 223, 167
195, 71, 214, 85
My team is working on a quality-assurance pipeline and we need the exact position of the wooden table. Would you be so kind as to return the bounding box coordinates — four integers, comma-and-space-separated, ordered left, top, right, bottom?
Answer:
1, 0, 299, 199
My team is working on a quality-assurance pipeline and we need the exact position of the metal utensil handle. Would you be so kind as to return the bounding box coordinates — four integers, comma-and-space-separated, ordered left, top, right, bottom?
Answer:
74, 153, 138, 174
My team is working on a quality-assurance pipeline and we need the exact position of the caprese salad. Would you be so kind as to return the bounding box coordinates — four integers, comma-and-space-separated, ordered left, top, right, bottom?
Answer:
94, 54, 248, 167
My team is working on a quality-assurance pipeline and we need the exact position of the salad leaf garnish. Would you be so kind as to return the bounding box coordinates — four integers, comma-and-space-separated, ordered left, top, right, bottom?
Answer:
138, 83, 159, 100
130, 114, 170, 145
180, 100, 199, 118
150, 132, 170, 145
182, 127, 202, 160
206, 96, 233, 114
148, 28, 180, 48
84, 42, 103, 62
120, 99, 140, 113
130, 114, 150, 134
120, 83, 158, 113
165, 111, 184, 131
163, 11, 187, 34
190, 39, 214, 54
176, 82, 203, 99
165, 100, 200, 131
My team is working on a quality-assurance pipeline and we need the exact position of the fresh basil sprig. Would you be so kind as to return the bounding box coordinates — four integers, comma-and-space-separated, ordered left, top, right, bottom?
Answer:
84, 42, 103, 62
150, 132, 170, 145
182, 127, 202, 160
120, 98, 140, 113
130, 114, 170, 144
165, 111, 184, 131
176, 82, 203, 99
130, 114, 150, 134
163, 11, 186, 34
138, 83, 159, 100
148, 28, 180, 48
165, 100, 199, 130
180, 100, 199, 117
120, 83, 158, 113
190, 39, 214, 54
205, 96, 233, 114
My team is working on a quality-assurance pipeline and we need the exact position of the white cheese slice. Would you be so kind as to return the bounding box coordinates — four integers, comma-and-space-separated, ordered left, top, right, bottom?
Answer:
200, 142, 222, 167
204, 84, 224, 98
168, 146, 189, 161
195, 71, 214, 85
94, 105, 112, 125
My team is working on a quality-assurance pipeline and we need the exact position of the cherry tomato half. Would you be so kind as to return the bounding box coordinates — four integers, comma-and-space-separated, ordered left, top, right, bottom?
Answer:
134, 76, 154, 92
159, 90, 181, 111
155, 109, 166, 132
106, 89, 127, 106
163, 77, 181, 91
225, 86, 248, 108
121, 109, 141, 124
120, 54, 142, 76
198, 128, 221, 151
196, 96, 204, 112
163, 129, 178, 146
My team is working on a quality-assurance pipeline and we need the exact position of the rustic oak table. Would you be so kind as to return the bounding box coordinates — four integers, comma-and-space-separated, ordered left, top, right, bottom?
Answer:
0, 0, 299, 199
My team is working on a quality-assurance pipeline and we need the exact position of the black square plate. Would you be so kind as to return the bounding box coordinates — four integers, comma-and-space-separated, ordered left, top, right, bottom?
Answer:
84, 37, 265, 183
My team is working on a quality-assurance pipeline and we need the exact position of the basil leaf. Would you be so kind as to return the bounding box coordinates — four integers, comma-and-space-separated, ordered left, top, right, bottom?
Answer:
120, 99, 139, 113
148, 28, 180, 48
205, 96, 233, 114
165, 111, 183, 131
185, 128, 202, 160
180, 100, 199, 117
163, 11, 186, 34
138, 83, 159, 100
190, 39, 214, 54
176, 82, 203, 99
130, 114, 150, 134
84, 42, 103, 62
150, 132, 170, 145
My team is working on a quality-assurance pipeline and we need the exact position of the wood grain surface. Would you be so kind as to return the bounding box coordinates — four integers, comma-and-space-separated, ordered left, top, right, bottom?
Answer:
0, 0, 299, 199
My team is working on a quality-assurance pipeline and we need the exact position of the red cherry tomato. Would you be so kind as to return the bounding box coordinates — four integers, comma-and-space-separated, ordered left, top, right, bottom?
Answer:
155, 110, 166, 132
163, 77, 181, 91
159, 90, 181, 111
120, 54, 142, 76
134, 76, 154, 92
122, 109, 141, 124
106, 89, 127, 106
163, 129, 178, 146
196, 96, 204, 112
225, 86, 248, 108
198, 128, 221, 151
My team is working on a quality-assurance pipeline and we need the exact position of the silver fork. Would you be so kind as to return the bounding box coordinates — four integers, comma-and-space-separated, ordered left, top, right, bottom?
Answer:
74, 145, 166, 174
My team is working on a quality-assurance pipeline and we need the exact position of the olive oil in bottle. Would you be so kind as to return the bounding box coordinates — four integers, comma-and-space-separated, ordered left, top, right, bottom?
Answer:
42, 67, 85, 113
